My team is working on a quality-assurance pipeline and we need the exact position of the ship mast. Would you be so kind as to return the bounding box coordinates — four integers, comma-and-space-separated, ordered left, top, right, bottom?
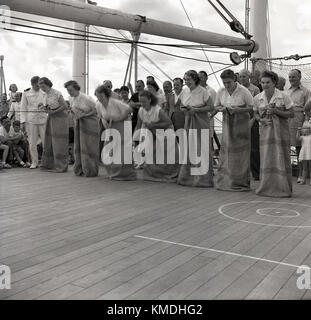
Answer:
250, 0, 270, 72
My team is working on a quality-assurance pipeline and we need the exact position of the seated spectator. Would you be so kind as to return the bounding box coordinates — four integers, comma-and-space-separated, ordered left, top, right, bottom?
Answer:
0, 116, 12, 168
0, 94, 9, 118
9, 120, 30, 167
8, 92, 23, 121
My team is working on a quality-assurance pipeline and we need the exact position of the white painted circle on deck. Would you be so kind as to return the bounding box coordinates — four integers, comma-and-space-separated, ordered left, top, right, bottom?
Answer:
256, 208, 300, 218
218, 201, 311, 228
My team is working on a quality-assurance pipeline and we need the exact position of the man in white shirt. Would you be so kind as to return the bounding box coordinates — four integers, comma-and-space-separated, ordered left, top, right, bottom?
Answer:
199, 70, 217, 156
287, 69, 311, 182
162, 80, 175, 117
198, 71, 217, 103
20, 76, 46, 169
239, 69, 261, 180
171, 77, 185, 131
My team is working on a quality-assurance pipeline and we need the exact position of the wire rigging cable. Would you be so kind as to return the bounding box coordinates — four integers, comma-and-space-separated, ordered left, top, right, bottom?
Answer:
92, 26, 162, 83
179, 0, 221, 87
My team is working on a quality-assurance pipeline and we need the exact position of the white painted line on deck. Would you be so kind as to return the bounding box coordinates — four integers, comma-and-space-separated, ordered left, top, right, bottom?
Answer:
218, 201, 311, 228
134, 235, 308, 270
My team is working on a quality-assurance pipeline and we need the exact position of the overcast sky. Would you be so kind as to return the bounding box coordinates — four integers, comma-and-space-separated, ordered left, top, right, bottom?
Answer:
1, 0, 311, 97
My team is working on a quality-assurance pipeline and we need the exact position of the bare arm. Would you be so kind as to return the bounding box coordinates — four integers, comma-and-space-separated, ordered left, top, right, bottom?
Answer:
127, 82, 134, 96
134, 115, 143, 132
274, 109, 294, 119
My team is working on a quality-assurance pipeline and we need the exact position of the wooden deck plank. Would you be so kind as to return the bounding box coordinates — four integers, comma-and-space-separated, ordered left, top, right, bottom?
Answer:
1, 167, 311, 300
246, 233, 311, 299
214, 227, 311, 299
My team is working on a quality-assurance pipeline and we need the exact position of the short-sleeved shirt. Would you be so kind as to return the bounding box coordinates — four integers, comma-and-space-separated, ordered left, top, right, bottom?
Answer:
287, 84, 311, 112
245, 83, 261, 97
253, 88, 293, 117
70, 93, 96, 114
205, 85, 217, 104
215, 82, 254, 108
179, 85, 210, 108
7, 101, 22, 121
96, 98, 130, 129
138, 105, 162, 124
9, 127, 25, 143
174, 90, 183, 104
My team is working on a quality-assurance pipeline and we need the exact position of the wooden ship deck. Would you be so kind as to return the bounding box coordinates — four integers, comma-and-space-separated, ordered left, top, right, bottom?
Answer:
1, 167, 311, 300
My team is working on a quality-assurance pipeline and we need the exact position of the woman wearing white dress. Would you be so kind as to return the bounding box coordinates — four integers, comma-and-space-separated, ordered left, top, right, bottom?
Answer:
177, 70, 214, 187
253, 70, 294, 197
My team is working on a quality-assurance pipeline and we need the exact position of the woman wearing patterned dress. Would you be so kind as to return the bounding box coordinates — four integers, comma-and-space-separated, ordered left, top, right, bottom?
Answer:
254, 70, 294, 197
215, 69, 254, 191
177, 70, 214, 187
39, 77, 69, 173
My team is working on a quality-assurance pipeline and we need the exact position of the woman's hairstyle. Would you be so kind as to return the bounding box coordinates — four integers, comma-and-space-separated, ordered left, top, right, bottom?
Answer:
220, 69, 236, 80
136, 80, 145, 87
173, 77, 183, 85
139, 90, 158, 106
261, 70, 279, 85
119, 86, 129, 93
146, 79, 160, 92
13, 120, 21, 127
199, 70, 208, 78
184, 70, 200, 85
39, 77, 53, 88
64, 80, 81, 91
95, 84, 111, 98
9, 84, 18, 91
